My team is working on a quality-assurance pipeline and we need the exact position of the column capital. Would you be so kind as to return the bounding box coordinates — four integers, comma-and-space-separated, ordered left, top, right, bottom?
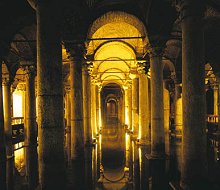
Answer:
65, 43, 86, 62
22, 65, 36, 78
148, 45, 164, 58
174, 0, 206, 20
2, 76, 11, 86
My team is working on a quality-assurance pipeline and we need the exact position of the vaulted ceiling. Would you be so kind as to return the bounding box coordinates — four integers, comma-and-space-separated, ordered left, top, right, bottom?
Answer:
1, 0, 220, 85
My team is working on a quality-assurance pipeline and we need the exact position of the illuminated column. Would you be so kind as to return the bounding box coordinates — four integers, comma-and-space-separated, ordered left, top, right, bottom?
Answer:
213, 85, 218, 117
132, 77, 139, 138
139, 72, 149, 144
174, 82, 182, 136
35, 2, 65, 189
163, 81, 170, 155
150, 47, 165, 158
68, 50, 84, 160
95, 85, 100, 133
97, 85, 102, 131
24, 65, 38, 189
3, 77, 14, 190
91, 82, 97, 139
163, 82, 170, 134
0, 62, 6, 190
65, 89, 71, 161
124, 87, 129, 125
128, 85, 132, 129
82, 64, 92, 144
217, 77, 220, 130
180, 1, 207, 188
149, 47, 165, 158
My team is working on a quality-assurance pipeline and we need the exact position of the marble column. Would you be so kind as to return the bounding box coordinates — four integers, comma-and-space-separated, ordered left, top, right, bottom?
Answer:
68, 53, 84, 160
24, 66, 38, 189
82, 64, 92, 145
128, 86, 132, 129
174, 82, 182, 136
91, 83, 97, 139
149, 47, 165, 158
0, 62, 6, 190
65, 90, 71, 161
3, 77, 14, 190
96, 85, 100, 133
139, 72, 149, 144
180, 0, 207, 188
132, 77, 139, 138
213, 85, 218, 117
36, 2, 65, 189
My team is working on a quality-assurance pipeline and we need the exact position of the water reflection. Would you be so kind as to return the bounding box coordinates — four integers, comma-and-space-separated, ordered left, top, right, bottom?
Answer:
67, 131, 220, 190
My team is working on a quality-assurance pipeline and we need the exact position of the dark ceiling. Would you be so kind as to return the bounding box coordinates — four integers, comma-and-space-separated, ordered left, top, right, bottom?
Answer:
0, 0, 220, 82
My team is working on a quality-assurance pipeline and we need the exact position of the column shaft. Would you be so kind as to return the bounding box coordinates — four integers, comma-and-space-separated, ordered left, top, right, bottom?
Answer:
37, 2, 65, 189
82, 65, 92, 144
132, 78, 139, 137
174, 84, 182, 135
150, 50, 165, 158
181, 1, 207, 188
139, 74, 149, 143
70, 59, 84, 159
91, 84, 97, 138
3, 80, 14, 190
0, 63, 6, 190
65, 91, 71, 161
25, 67, 38, 189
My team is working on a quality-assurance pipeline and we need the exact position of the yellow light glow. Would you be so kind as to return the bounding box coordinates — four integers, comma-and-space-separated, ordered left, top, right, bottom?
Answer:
13, 90, 23, 117
14, 143, 25, 173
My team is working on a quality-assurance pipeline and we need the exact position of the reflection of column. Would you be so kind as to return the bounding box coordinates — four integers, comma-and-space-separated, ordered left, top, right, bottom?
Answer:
149, 47, 165, 158
24, 66, 38, 189
3, 77, 14, 190
133, 142, 140, 190
36, 1, 65, 188
139, 73, 149, 143
180, 1, 207, 189
132, 78, 139, 137
82, 64, 92, 144
174, 83, 182, 136
0, 63, 6, 189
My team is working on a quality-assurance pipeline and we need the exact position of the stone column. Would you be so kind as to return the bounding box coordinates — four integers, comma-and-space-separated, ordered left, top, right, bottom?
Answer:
3, 77, 14, 190
0, 62, 6, 190
139, 72, 149, 144
82, 64, 92, 145
128, 85, 132, 129
149, 47, 165, 158
180, 0, 207, 189
91, 83, 97, 139
65, 90, 71, 161
36, 2, 65, 189
24, 65, 38, 189
174, 82, 182, 137
217, 78, 220, 130
68, 51, 84, 160
96, 85, 100, 133
213, 84, 218, 118
132, 77, 139, 138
